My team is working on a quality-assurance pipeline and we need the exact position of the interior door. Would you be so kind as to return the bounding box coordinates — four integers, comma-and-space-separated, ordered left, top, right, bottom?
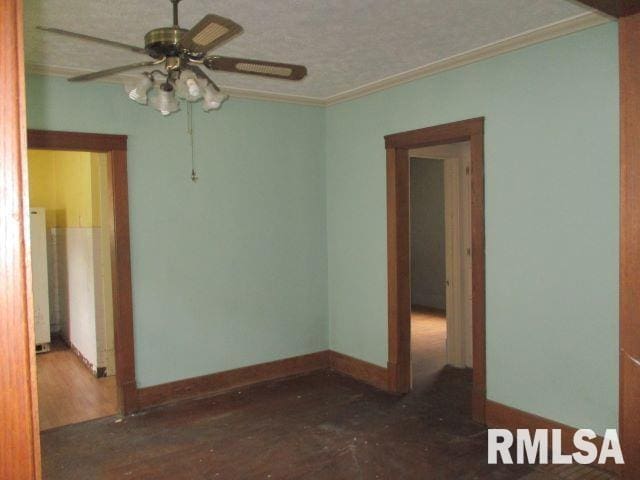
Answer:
461, 151, 473, 368
444, 157, 464, 367
443, 147, 473, 369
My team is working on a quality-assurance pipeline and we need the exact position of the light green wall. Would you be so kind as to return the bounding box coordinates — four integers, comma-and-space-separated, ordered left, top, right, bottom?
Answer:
325, 23, 619, 434
27, 22, 620, 434
26, 75, 328, 387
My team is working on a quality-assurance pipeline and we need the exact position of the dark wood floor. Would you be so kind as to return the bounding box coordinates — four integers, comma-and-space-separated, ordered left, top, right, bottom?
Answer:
40, 368, 613, 479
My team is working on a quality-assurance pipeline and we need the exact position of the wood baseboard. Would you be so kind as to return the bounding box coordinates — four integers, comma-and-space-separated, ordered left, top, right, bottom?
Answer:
485, 400, 620, 475
136, 350, 392, 410
136, 350, 331, 409
328, 351, 389, 391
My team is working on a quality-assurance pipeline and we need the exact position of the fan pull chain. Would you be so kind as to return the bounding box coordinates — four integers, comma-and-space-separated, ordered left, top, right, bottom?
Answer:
187, 102, 198, 182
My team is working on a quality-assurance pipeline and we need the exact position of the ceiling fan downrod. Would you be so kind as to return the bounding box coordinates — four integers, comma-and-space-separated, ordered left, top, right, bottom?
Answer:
172, 0, 182, 28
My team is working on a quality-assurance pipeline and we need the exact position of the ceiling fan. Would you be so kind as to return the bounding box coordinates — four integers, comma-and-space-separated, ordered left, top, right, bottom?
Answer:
38, 0, 308, 115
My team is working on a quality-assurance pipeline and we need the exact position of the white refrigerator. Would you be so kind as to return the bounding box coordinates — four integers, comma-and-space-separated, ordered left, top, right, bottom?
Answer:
30, 208, 51, 351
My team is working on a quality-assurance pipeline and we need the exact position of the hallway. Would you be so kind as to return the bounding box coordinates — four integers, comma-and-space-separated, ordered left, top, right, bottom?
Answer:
411, 307, 447, 389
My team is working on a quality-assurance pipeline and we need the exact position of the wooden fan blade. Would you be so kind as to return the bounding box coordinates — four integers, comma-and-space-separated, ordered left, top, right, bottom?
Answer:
37, 26, 148, 55
203, 56, 307, 80
68, 60, 162, 82
180, 14, 243, 54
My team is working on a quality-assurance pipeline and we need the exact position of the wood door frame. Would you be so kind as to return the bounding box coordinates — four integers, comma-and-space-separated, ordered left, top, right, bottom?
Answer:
385, 117, 486, 423
574, 0, 640, 18
27, 129, 138, 415
619, 12, 640, 479
0, 0, 41, 477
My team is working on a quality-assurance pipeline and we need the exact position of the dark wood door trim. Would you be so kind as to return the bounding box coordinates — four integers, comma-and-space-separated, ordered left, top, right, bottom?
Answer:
384, 117, 486, 423
573, 0, 640, 18
619, 12, 640, 480
27, 129, 138, 414
26, 130, 126, 152
0, 0, 42, 478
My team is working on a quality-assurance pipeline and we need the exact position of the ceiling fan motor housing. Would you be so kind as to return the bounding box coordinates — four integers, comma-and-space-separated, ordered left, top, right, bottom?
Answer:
144, 27, 189, 58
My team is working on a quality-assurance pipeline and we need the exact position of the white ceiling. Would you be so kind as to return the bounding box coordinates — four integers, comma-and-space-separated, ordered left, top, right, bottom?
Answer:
24, 0, 594, 101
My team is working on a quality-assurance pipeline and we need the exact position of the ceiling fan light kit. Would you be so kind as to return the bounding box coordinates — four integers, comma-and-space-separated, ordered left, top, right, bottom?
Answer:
201, 85, 228, 111
175, 70, 203, 101
125, 75, 153, 104
38, 0, 307, 116
149, 83, 181, 116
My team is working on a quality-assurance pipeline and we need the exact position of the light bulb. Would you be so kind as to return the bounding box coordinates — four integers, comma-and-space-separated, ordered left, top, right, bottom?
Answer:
149, 85, 180, 116
124, 74, 153, 104
187, 79, 200, 97
202, 84, 228, 111
175, 70, 202, 101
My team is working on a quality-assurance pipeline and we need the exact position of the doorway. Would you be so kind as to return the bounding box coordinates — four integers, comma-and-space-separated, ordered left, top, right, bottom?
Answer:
27, 130, 138, 422
409, 141, 472, 389
385, 118, 486, 423
28, 148, 118, 429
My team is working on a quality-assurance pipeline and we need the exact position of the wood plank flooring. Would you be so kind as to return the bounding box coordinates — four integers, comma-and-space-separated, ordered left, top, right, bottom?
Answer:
40, 369, 613, 479
36, 342, 118, 431
411, 306, 447, 389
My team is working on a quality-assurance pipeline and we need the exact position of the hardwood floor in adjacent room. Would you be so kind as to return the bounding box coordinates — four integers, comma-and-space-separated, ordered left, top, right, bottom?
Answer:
37, 340, 118, 431
411, 306, 447, 389
40, 368, 613, 480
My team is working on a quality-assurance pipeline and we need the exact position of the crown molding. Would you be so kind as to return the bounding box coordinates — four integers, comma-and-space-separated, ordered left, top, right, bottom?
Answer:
323, 12, 610, 106
219, 86, 325, 106
26, 11, 610, 109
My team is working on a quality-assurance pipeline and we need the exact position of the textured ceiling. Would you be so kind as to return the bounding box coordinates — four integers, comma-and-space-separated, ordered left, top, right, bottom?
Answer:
24, 0, 591, 99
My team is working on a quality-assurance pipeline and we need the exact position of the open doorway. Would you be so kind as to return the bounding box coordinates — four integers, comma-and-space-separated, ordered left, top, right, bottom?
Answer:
25, 130, 138, 429
385, 118, 485, 422
409, 142, 472, 389
28, 148, 118, 430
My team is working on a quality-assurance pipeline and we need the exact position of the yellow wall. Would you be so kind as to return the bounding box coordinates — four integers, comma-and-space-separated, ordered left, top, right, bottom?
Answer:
27, 149, 104, 228
27, 150, 57, 226
90, 152, 103, 227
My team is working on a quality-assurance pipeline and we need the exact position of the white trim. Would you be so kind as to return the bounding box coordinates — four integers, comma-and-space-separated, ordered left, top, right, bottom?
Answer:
26, 12, 609, 108
323, 12, 609, 106
221, 86, 326, 106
